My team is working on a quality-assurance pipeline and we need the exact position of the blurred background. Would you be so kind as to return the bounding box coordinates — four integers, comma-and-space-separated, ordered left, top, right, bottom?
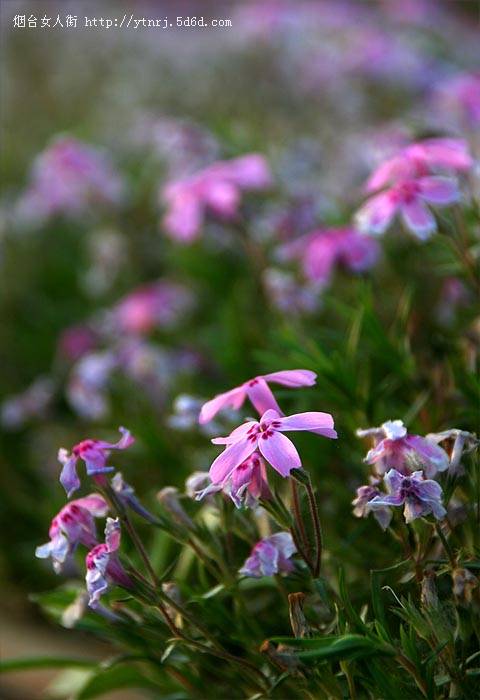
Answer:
1, 1, 478, 697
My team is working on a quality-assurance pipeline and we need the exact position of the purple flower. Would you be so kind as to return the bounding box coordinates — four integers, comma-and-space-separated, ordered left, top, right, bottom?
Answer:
66, 351, 117, 420
162, 154, 271, 243
199, 369, 317, 424
279, 227, 380, 287
209, 409, 336, 484
369, 469, 446, 524
111, 472, 158, 524
434, 73, 480, 129
85, 518, 132, 608
240, 532, 296, 578
36, 494, 108, 573
357, 419, 449, 478
58, 427, 134, 498
352, 478, 392, 530
1, 377, 54, 430
196, 452, 272, 508
58, 324, 97, 362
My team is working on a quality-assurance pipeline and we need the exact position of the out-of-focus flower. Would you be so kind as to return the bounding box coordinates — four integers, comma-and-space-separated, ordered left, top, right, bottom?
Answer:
434, 73, 480, 129
357, 419, 449, 478
111, 472, 158, 524
85, 518, 132, 608
239, 532, 296, 578
108, 280, 193, 335
1, 377, 55, 430
156, 487, 194, 528
209, 409, 336, 483
262, 268, 320, 315
61, 589, 122, 627
425, 428, 479, 474
352, 477, 392, 530
196, 453, 272, 508
16, 136, 123, 225
436, 278, 471, 325
58, 426, 134, 498
452, 567, 479, 606
161, 154, 271, 242
58, 324, 97, 362
369, 469, 446, 523
199, 369, 317, 424
356, 138, 472, 239
66, 351, 117, 420
81, 229, 126, 298
36, 494, 109, 573
279, 227, 379, 286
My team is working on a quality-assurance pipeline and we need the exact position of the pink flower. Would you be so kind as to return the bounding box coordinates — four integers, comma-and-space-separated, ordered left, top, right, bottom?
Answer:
279, 227, 380, 286
195, 452, 272, 508
368, 469, 446, 524
58, 324, 97, 362
239, 532, 296, 578
209, 408, 336, 485
110, 280, 193, 335
357, 420, 449, 478
85, 518, 132, 608
435, 73, 480, 129
36, 494, 109, 573
58, 427, 134, 498
162, 154, 271, 242
199, 369, 317, 424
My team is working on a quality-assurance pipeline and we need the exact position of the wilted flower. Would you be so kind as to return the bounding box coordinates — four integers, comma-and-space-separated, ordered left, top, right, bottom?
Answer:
1, 377, 55, 430
36, 494, 109, 573
352, 477, 392, 530
85, 518, 133, 608
209, 409, 336, 483
196, 452, 272, 508
239, 532, 296, 578
162, 154, 271, 242
17, 136, 123, 225
357, 419, 449, 477
279, 227, 380, 287
111, 472, 158, 524
58, 427, 134, 498
369, 469, 446, 523
199, 369, 317, 424
425, 428, 479, 474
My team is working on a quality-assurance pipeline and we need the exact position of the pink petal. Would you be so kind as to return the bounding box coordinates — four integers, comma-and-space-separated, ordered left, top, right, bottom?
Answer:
258, 431, 301, 477
163, 191, 203, 243
355, 192, 398, 235
263, 369, 317, 387
209, 438, 257, 484
225, 154, 272, 189
278, 411, 336, 434
75, 494, 109, 517
203, 181, 239, 218
211, 420, 258, 445
246, 378, 282, 416
199, 386, 246, 424
418, 176, 460, 205
400, 199, 436, 240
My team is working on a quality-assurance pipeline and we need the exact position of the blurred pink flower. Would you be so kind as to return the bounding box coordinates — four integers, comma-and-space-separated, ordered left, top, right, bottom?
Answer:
435, 73, 480, 128
279, 227, 380, 286
36, 494, 108, 573
17, 136, 123, 224
86, 518, 132, 609
110, 280, 192, 335
58, 427, 134, 498
195, 452, 272, 508
199, 369, 317, 424
209, 408, 336, 483
58, 324, 97, 362
239, 532, 296, 578
162, 154, 272, 242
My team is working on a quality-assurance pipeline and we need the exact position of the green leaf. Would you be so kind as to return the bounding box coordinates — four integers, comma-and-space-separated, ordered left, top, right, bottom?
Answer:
76, 664, 160, 699
268, 634, 394, 663
0, 657, 95, 673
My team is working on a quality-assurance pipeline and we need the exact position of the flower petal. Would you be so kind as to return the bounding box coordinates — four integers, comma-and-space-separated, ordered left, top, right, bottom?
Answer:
400, 199, 436, 240
209, 438, 257, 484
199, 386, 246, 424
419, 176, 460, 205
262, 369, 317, 387
59, 455, 81, 498
355, 192, 398, 235
258, 431, 301, 477
277, 411, 335, 434
246, 378, 282, 416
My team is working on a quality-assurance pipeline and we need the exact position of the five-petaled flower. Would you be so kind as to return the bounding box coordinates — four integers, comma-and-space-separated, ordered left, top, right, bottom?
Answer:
199, 369, 317, 424
36, 494, 109, 573
357, 419, 449, 478
195, 452, 272, 508
209, 409, 336, 486
239, 532, 296, 578
368, 469, 446, 524
59, 426, 134, 498
85, 518, 132, 608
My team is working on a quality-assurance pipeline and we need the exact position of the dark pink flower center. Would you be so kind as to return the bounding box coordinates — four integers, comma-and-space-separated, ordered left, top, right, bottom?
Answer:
73, 439, 96, 456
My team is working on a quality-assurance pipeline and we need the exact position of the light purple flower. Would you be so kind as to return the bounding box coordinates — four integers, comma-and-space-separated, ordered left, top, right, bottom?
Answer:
434, 73, 480, 129
209, 408, 336, 484
85, 518, 133, 608
239, 532, 296, 578
369, 469, 446, 523
196, 452, 272, 508
162, 154, 271, 243
279, 227, 380, 286
58, 324, 97, 362
1, 377, 55, 430
36, 494, 109, 573
58, 427, 134, 498
17, 136, 123, 225
111, 472, 158, 523
357, 419, 449, 478
199, 369, 317, 424
66, 350, 117, 420
351, 478, 392, 530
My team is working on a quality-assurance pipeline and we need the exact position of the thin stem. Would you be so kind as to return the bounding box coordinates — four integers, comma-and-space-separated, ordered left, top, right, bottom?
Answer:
435, 522, 456, 568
